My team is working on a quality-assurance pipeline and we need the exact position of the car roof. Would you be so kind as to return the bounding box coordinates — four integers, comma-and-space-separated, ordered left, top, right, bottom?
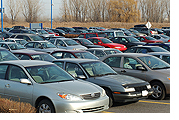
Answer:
51, 49, 89, 53
0, 42, 17, 44
12, 50, 48, 55
0, 60, 54, 67
53, 58, 99, 64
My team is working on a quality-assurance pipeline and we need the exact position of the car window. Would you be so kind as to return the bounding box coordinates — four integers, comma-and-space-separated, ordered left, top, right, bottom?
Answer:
15, 54, 31, 60
65, 62, 85, 77
25, 42, 34, 48
34, 43, 42, 48
78, 34, 84, 38
63, 53, 75, 58
56, 40, 66, 46
124, 47, 136, 53
1, 44, 9, 49
51, 52, 63, 59
162, 55, 170, 64
0, 65, 8, 79
0, 50, 18, 61
8, 65, 28, 82
123, 57, 142, 70
53, 61, 64, 68
136, 48, 148, 53
95, 50, 105, 57
86, 34, 97, 38
103, 56, 121, 68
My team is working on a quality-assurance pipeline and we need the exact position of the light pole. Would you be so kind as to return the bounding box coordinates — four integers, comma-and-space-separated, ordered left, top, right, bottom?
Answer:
1, 0, 3, 32
51, 0, 53, 29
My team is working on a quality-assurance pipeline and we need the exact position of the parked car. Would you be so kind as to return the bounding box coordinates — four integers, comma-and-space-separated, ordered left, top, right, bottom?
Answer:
49, 38, 87, 50
124, 46, 169, 53
135, 36, 163, 43
86, 48, 122, 58
144, 43, 170, 51
150, 34, 170, 43
56, 27, 76, 33
101, 30, 125, 39
110, 36, 146, 48
133, 28, 158, 35
147, 52, 170, 64
12, 26, 25, 29
31, 29, 55, 38
0, 47, 19, 61
78, 32, 108, 39
0, 42, 28, 52
12, 50, 56, 62
44, 29, 59, 36
50, 49, 99, 60
51, 29, 66, 36
9, 29, 36, 34
4, 38, 28, 45
88, 37, 127, 51
0, 60, 109, 113
101, 53, 170, 100
72, 38, 104, 48
52, 58, 153, 106
9, 33, 45, 42
24, 41, 61, 53
128, 29, 147, 36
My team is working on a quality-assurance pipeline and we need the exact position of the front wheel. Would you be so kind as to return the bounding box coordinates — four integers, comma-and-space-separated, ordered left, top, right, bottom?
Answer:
37, 99, 55, 113
150, 82, 166, 100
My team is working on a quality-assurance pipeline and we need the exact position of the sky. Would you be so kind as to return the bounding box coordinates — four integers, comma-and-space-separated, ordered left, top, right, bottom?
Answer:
0, 0, 63, 18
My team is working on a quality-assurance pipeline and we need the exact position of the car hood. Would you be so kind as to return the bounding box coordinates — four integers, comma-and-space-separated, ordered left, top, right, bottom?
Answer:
132, 42, 146, 45
38, 80, 101, 95
94, 74, 146, 85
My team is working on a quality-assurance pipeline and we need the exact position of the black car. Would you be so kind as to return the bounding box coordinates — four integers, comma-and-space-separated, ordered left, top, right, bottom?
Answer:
72, 38, 104, 48
56, 27, 75, 33
110, 36, 146, 48
124, 46, 169, 53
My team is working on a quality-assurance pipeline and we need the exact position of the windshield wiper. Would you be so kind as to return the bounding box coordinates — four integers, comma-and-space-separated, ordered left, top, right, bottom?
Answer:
152, 67, 170, 70
93, 73, 117, 77
39, 79, 74, 84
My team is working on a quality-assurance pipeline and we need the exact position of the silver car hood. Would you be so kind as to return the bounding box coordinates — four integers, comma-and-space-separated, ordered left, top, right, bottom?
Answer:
94, 74, 146, 85
39, 80, 100, 95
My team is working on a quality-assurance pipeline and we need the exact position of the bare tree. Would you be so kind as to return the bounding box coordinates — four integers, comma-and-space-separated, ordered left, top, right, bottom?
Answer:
5, 0, 21, 24
22, 0, 43, 23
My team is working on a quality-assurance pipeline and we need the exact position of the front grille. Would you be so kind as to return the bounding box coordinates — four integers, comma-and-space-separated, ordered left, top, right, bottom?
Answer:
80, 92, 100, 100
82, 106, 104, 113
134, 86, 147, 92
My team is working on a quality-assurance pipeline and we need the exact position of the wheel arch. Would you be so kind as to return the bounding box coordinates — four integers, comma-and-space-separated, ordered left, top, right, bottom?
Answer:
149, 79, 166, 94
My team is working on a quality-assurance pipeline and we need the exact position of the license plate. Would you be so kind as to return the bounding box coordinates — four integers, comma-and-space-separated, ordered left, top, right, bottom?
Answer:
142, 90, 148, 96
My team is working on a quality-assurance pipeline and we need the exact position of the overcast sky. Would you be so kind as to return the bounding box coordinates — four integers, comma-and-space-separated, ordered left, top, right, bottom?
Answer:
0, 0, 63, 17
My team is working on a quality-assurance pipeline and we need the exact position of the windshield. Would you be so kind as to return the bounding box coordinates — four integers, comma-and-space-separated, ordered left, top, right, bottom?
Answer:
26, 64, 74, 83
80, 39, 93, 45
74, 52, 99, 60
65, 40, 79, 46
104, 49, 122, 55
41, 42, 57, 48
30, 35, 44, 41
0, 50, 18, 61
81, 61, 117, 77
9, 43, 26, 50
31, 54, 56, 62
38, 30, 49, 34
100, 38, 113, 43
138, 56, 170, 70
16, 40, 28, 45
126, 37, 140, 42
150, 47, 169, 52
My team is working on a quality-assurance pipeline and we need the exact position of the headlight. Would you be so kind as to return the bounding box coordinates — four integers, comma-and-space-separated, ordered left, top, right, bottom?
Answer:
146, 84, 151, 89
57, 93, 82, 101
124, 87, 135, 92
101, 89, 106, 97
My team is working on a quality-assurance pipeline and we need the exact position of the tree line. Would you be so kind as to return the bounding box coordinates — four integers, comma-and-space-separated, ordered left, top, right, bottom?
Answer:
4, 0, 170, 24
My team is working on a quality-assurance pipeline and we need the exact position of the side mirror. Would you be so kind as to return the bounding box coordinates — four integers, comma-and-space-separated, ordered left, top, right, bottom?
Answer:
136, 66, 146, 71
76, 75, 86, 79
20, 79, 32, 85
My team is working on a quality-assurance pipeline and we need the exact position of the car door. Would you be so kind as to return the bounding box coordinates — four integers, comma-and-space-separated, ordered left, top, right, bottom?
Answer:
0, 64, 9, 98
4, 65, 33, 104
56, 40, 67, 49
116, 57, 147, 81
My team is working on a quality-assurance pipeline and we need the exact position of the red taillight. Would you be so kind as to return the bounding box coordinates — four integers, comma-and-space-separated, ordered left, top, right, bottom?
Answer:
168, 39, 170, 42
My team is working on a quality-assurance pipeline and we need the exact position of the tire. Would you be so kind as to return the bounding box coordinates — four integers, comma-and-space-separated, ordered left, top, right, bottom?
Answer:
150, 82, 166, 100
103, 88, 114, 107
37, 99, 55, 113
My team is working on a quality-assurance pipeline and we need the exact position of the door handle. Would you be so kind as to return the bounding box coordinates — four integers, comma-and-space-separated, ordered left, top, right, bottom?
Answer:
121, 70, 126, 73
5, 84, 10, 88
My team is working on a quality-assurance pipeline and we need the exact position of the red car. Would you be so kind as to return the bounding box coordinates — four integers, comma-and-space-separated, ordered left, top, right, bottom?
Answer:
88, 37, 127, 51
44, 29, 59, 36
78, 32, 108, 39
135, 36, 163, 43
12, 50, 56, 62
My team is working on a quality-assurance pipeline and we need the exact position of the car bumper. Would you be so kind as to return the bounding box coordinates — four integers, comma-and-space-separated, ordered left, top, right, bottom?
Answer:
163, 81, 170, 95
52, 96, 109, 113
113, 89, 153, 103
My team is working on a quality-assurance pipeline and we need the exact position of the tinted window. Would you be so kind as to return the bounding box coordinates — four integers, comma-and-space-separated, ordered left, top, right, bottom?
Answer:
65, 63, 84, 77
0, 65, 8, 79
103, 56, 121, 68
25, 43, 34, 48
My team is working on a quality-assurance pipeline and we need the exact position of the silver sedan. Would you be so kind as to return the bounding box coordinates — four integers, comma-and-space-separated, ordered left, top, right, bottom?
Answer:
0, 60, 109, 113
